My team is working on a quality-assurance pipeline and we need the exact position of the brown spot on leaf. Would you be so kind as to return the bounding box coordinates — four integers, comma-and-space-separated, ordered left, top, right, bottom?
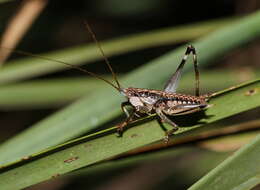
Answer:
84, 144, 92, 149
131, 133, 138, 138
245, 88, 258, 96
64, 156, 79, 163
52, 173, 60, 178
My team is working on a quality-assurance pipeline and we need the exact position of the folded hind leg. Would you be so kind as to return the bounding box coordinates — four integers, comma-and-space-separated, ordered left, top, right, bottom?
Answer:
163, 45, 200, 96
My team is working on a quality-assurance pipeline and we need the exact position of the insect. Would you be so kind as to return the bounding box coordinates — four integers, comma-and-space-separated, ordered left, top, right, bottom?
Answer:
4, 24, 210, 143
116, 45, 210, 143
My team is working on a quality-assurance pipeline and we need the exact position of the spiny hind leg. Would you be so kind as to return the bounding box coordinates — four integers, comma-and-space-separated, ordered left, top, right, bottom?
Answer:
117, 101, 136, 136
187, 45, 200, 96
156, 108, 179, 144
163, 45, 200, 96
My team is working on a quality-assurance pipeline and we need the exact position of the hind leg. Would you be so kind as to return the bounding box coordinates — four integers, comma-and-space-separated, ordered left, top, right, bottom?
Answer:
164, 45, 200, 96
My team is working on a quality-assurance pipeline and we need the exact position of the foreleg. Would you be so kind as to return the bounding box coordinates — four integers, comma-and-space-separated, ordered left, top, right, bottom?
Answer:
117, 101, 136, 136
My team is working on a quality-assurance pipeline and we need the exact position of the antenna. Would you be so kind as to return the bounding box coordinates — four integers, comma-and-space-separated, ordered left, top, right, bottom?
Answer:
2, 47, 121, 91
84, 21, 121, 90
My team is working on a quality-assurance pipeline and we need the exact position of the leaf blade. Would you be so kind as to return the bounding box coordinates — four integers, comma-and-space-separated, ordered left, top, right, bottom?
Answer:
188, 133, 260, 190
0, 79, 259, 189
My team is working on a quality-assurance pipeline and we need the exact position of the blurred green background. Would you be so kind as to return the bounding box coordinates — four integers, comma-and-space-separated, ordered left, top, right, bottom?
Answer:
0, 0, 260, 190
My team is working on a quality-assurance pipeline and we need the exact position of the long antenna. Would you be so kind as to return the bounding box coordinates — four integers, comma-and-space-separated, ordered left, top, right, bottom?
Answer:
2, 47, 120, 91
84, 21, 121, 90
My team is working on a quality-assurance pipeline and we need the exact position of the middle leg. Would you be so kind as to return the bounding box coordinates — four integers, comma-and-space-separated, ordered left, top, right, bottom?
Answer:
156, 108, 179, 143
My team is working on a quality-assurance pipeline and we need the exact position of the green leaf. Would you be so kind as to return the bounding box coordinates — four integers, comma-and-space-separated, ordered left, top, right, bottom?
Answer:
0, 77, 103, 109
69, 146, 230, 188
0, 79, 259, 190
65, 122, 260, 179
0, 11, 260, 166
188, 133, 260, 190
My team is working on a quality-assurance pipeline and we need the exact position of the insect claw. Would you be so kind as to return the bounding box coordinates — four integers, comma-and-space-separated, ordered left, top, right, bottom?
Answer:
116, 127, 123, 137
116, 122, 127, 137
163, 127, 179, 144
116, 130, 123, 137
163, 134, 170, 144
